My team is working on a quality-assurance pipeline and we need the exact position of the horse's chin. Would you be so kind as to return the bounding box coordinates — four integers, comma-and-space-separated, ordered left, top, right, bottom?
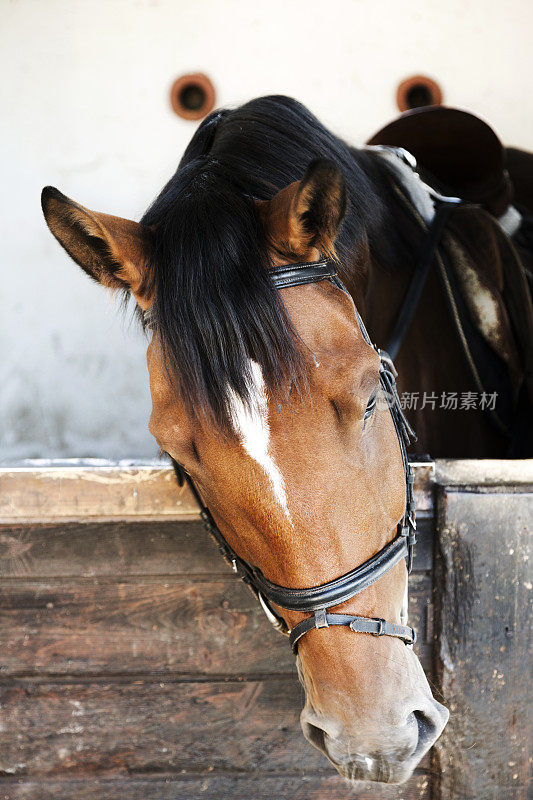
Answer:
333, 757, 415, 785
320, 738, 422, 785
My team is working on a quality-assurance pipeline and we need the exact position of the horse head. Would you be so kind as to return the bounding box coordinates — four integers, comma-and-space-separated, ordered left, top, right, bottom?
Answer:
42, 98, 448, 784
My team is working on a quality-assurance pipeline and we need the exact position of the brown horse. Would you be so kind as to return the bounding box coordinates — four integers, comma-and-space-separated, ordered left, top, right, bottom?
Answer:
42, 94, 531, 784
367, 105, 533, 458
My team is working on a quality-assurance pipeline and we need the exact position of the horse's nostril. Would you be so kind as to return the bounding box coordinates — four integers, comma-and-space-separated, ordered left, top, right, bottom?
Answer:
414, 710, 432, 742
303, 721, 327, 754
411, 706, 446, 758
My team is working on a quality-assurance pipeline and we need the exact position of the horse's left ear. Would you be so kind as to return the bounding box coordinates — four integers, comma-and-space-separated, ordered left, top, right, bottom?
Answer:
258, 158, 348, 259
41, 186, 154, 309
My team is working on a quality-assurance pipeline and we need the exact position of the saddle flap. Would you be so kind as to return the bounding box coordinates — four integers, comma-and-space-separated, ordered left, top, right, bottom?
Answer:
443, 206, 533, 400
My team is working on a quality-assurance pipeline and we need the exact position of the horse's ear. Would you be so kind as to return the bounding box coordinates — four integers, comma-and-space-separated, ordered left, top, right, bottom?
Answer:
258, 159, 348, 259
41, 186, 154, 309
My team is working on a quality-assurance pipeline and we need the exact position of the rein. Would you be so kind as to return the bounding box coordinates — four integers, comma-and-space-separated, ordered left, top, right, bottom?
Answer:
375, 146, 464, 360
172, 258, 419, 654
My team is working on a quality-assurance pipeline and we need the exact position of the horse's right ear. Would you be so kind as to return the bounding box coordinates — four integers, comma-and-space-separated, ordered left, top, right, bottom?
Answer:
41, 186, 154, 309
257, 159, 348, 260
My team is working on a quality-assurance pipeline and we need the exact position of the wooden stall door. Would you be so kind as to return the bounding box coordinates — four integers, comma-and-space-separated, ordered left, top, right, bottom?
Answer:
434, 461, 532, 800
0, 462, 435, 800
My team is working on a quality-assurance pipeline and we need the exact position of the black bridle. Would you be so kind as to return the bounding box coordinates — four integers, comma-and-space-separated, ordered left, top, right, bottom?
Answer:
167, 148, 475, 654
172, 257, 418, 654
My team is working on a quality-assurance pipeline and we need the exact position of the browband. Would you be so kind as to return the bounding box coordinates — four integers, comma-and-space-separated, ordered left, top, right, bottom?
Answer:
269, 258, 338, 289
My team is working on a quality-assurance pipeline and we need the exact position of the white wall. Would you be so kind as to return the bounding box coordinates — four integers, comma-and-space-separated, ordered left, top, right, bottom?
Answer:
2, 0, 532, 459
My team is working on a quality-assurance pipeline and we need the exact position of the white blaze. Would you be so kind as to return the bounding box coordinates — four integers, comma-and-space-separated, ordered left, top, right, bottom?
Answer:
229, 361, 291, 520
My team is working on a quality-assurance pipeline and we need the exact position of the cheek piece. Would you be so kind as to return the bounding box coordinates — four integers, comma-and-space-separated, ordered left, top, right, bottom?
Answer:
170, 256, 418, 654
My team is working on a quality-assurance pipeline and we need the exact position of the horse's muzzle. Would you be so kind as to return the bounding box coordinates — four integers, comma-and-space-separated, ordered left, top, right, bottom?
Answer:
300, 698, 449, 784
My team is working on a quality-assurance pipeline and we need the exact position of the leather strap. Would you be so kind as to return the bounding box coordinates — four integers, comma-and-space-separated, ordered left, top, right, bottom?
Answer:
269, 258, 337, 289
245, 532, 408, 611
176, 466, 410, 616
289, 612, 416, 653
386, 200, 461, 360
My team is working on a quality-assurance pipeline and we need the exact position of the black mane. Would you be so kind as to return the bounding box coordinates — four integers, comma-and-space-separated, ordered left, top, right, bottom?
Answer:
141, 95, 415, 432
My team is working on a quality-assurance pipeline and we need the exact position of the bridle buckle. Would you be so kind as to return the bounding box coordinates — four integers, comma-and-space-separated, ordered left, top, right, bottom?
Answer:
372, 618, 386, 636
314, 608, 329, 629
377, 348, 397, 378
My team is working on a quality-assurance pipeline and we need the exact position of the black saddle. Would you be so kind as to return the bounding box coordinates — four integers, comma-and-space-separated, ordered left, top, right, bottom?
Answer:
367, 106, 512, 217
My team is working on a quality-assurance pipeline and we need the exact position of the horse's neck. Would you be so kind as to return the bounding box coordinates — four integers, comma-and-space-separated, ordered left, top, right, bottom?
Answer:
353, 257, 506, 458
339, 151, 510, 458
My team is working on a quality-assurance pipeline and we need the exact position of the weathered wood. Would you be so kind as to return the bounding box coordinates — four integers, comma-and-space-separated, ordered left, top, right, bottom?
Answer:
0, 575, 431, 676
0, 461, 435, 524
410, 512, 433, 573
0, 773, 432, 800
434, 484, 532, 800
0, 578, 292, 675
411, 460, 436, 514
0, 678, 430, 782
0, 521, 227, 579
0, 459, 437, 798
435, 458, 533, 488
0, 464, 198, 524
0, 515, 433, 579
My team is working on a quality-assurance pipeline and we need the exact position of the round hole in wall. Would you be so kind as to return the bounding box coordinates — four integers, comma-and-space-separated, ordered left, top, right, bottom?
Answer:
396, 75, 443, 112
170, 73, 216, 121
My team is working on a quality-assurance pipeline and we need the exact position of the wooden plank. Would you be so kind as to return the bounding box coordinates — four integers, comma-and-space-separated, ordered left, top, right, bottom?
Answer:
0, 461, 435, 524
434, 485, 532, 800
0, 521, 226, 579
0, 576, 431, 676
0, 678, 430, 785
411, 512, 433, 573
435, 458, 533, 488
0, 578, 292, 675
0, 516, 433, 579
0, 464, 198, 524
411, 460, 436, 514
0, 772, 432, 800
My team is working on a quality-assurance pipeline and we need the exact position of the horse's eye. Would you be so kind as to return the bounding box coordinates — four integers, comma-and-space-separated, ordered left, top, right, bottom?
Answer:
363, 392, 377, 421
